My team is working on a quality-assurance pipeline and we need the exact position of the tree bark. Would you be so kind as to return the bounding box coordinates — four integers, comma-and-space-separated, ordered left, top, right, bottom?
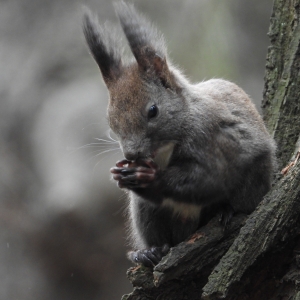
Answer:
122, 0, 300, 299
263, 0, 300, 169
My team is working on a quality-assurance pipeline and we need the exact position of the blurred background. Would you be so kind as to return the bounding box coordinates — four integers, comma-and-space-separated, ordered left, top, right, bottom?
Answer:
0, 0, 273, 299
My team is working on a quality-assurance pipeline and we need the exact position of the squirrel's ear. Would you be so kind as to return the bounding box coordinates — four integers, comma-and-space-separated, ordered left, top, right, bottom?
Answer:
115, 3, 174, 89
83, 9, 123, 85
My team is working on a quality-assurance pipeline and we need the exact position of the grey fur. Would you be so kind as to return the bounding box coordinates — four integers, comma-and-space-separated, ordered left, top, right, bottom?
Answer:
82, 8, 123, 82
114, 2, 166, 69
83, 3, 276, 264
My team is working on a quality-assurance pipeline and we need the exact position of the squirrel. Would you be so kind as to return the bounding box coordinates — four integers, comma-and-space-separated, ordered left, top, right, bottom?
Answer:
83, 2, 276, 267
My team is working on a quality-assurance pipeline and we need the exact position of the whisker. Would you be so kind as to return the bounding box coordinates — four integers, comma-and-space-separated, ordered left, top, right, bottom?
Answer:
93, 138, 119, 144
93, 147, 120, 157
92, 148, 122, 174
79, 143, 117, 149
81, 149, 116, 157
68, 141, 119, 154
106, 128, 119, 143
78, 147, 120, 167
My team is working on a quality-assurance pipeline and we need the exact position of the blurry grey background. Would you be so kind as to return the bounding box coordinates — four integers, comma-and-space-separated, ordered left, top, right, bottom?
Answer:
0, 0, 272, 299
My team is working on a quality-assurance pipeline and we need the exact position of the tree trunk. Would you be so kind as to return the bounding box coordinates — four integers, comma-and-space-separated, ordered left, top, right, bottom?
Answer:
122, 0, 300, 299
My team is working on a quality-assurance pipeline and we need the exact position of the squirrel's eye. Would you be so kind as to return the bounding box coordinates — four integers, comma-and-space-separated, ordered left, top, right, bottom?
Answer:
148, 105, 158, 119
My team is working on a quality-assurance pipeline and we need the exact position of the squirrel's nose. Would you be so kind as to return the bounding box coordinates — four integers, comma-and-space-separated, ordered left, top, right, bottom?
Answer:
124, 151, 141, 161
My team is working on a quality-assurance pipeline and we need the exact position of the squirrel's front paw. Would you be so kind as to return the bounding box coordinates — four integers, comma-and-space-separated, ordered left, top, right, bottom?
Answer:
110, 159, 159, 189
127, 244, 170, 267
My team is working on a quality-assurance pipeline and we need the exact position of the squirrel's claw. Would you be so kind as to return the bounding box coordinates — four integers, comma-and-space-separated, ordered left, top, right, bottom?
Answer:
127, 244, 170, 268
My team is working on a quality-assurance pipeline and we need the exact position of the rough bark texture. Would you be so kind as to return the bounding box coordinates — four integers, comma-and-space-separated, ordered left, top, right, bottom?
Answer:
263, 0, 300, 169
122, 216, 247, 300
122, 0, 300, 299
202, 161, 300, 299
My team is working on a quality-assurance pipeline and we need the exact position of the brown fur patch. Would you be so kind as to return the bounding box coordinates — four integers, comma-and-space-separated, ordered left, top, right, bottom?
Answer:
108, 64, 148, 136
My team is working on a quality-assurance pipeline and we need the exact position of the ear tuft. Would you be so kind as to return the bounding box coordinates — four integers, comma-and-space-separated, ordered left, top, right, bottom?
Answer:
114, 3, 167, 72
82, 8, 123, 84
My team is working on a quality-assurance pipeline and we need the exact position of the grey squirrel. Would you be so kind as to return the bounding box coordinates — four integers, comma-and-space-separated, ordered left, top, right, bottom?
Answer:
83, 3, 276, 267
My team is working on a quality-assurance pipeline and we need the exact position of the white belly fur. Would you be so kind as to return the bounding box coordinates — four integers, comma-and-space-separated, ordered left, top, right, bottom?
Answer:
153, 142, 175, 170
162, 198, 202, 219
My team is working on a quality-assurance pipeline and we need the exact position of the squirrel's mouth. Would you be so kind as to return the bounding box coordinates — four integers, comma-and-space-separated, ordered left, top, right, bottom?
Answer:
152, 142, 175, 170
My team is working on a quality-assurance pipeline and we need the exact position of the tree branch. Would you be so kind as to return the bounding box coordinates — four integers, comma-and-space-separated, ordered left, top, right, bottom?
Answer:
262, 0, 300, 168
202, 158, 300, 298
122, 215, 246, 300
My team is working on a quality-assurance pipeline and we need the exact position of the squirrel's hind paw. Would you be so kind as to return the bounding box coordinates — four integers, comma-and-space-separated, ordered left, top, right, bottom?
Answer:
127, 244, 170, 267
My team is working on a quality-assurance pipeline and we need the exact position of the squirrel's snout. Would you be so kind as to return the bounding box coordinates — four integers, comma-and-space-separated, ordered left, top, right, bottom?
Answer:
121, 137, 150, 161
124, 151, 142, 161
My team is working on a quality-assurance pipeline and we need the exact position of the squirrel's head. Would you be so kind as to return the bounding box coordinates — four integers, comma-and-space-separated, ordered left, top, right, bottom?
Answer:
83, 3, 187, 164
